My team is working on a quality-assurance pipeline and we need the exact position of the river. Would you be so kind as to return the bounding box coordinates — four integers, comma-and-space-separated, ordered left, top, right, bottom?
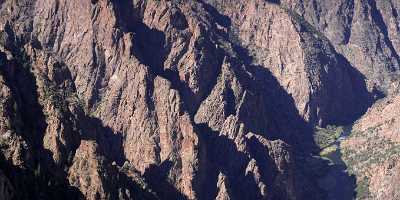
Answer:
317, 125, 356, 200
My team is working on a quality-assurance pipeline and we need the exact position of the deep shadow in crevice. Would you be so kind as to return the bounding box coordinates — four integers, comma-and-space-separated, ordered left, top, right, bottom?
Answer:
341, 0, 355, 45
50, 61, 162, 199
368, 0, 400, 66
234, 32, 359, 200
131, 20, 225, 116
170, 9, 189, 30
87, 44, 107, 109
131, 23, 168, 73
335, 53, 378, 122
0, 49, 159, 200
201, 1, 231, 28
267, 0, 281, 4
245, 135, 284, 197
202, 4, 358, 200
194, 123, 267, 200
52, 59, 160, 200
287, 8, 376, 127
78, 116, 125, 165
0, 50, 85, 200
110, 0, 141, 32
0, 153, 84, 200
129, 21, 226, 200
114, 2, 362, 199
130, 22, 197, 114
230, 44, 315, 149
112, 3, 224, 199
120, 13, 271, 199
143, 161, 188, 200
77, 115, 160, 200
48, 49, 174, 200
224, 87, 237, 116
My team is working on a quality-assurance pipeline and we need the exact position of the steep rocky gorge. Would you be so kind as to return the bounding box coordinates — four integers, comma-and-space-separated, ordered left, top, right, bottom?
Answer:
0, 0, 399, 200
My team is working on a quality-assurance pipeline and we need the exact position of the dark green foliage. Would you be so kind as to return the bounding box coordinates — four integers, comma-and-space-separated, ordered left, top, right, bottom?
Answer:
355, 176, 370, 199
314, 125, 344, 149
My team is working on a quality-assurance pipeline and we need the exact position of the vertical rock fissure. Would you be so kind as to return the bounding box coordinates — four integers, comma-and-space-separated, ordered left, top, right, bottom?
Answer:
367, 0, 400, 66
0, 49, 85, 199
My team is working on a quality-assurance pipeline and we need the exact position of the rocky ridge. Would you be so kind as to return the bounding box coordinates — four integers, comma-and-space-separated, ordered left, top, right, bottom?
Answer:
0, 0, 399, 200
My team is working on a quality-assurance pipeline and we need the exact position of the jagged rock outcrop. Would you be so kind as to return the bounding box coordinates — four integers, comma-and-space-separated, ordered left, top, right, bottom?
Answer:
205, 0, 376, 127
281, 0, 400, 94
0, 1, 299, 199
0, 0, 399, 200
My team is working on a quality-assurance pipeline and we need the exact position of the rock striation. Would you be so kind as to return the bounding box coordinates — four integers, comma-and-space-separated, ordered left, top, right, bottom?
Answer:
0, 0, 399, 200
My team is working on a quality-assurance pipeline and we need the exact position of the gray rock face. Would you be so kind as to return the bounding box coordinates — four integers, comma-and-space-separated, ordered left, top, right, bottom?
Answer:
204, 0, 382, 127
282, 0, 400, 93
0, 0, 399, 200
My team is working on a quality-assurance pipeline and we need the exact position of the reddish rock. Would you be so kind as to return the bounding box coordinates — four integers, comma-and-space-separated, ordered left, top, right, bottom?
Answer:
0, 0, 399, 200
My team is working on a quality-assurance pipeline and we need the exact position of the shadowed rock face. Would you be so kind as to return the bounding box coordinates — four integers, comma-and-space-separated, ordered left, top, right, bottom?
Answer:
0, 169, 13, 200
281, 0, 400, 94
0, 0, 398, 200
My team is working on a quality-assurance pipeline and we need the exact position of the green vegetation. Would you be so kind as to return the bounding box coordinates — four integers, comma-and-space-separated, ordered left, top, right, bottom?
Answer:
33, 163, 42, 178
40, 62, 85, 114
355, 176, 370, 199
314, 125, 344, 149
294, 154, 331, 179
340, 123, 400, 200
319, 145, 338, 158
42, 82, 70, 112
282, 6, 328, 41
342, 124, 400, 175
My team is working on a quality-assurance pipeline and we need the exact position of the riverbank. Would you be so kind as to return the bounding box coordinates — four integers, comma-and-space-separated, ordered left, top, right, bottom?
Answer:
314, 125, 355, 200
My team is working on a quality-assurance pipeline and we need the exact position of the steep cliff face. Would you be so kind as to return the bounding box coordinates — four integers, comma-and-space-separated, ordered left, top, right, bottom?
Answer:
0, 1, 299, 199
0, 0, 399, 200
281, 0, 400, 94
205, 0, 385, 127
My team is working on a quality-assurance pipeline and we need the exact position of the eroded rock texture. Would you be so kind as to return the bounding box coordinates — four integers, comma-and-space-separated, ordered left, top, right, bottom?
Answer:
0, 0, 399, 200
342, 92, 400, 200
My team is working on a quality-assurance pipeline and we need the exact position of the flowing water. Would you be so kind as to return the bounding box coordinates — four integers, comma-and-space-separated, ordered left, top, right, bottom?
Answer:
317, 125, 355, 200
